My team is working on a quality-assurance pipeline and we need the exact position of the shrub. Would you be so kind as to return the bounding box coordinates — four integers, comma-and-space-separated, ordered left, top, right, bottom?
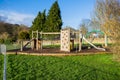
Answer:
0, 39, 4, 44
18, 30, 30, 40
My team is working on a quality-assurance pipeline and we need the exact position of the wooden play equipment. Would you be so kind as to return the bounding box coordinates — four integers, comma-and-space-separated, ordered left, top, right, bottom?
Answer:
31, 30, 41, 50
20, 30, 41, 51
60, 28, 83, 52
31, 30, 60, 51
61, 29, 73, 52
21, 28, 106, 52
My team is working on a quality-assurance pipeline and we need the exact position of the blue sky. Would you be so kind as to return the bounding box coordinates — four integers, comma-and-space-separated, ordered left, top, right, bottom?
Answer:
0, 0, 96, 29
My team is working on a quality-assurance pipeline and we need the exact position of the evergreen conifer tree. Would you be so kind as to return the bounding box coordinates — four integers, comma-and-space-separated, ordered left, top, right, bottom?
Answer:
45, 1, 62, 32
30, 10, 46, 32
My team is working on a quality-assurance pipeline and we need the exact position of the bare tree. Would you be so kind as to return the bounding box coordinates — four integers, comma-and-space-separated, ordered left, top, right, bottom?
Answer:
93, 0, 120, 60
80, 19, 89, 36
80, 24, 88, 36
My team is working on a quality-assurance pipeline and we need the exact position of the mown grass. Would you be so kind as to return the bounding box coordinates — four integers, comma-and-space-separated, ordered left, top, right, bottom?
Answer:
43, 44, 60, 48
0, 55, 3, 79
0, 54, 120, 80
5, 44, 20, 51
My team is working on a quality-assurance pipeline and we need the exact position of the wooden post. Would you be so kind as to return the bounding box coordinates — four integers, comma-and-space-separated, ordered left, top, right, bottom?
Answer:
36, 30, 39, 50
20, 40, 23, 51
34, 39, 36, 49
79, 30, 82, 51
105, 34, 108, 47
31, 31, 34, 50
41, 31, 43, 50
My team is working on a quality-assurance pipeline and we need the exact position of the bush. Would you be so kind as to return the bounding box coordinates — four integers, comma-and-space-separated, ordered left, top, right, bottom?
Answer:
0, 39, 4, 44
18, 30, 30, 40
0, 38, 13, 44
4, 39, 12, 44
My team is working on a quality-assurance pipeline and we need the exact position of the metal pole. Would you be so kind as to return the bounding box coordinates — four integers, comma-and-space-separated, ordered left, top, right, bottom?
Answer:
3, 53, 6, 80
1, 44, 6, 80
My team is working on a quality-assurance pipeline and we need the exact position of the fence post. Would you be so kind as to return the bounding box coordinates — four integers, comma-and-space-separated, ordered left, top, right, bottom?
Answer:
1, 44, 6, 80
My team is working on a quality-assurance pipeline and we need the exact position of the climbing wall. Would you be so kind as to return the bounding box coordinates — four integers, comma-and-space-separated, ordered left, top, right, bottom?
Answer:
61, 29, 70, 52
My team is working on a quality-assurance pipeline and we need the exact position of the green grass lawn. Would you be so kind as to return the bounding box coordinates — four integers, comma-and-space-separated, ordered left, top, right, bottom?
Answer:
5, 44, 21, 51
0, 55, 3, 79
0, 54, 120, 80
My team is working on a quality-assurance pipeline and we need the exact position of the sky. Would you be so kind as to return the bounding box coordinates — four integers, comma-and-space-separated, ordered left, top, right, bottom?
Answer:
0, 0, 96, 29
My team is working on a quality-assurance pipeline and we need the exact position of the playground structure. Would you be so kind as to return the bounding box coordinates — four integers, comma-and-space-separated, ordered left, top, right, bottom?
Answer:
21, 28, 106, 52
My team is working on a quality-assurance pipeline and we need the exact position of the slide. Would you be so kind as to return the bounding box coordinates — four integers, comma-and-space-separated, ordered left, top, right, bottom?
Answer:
23, 39, 34, 49
83, 36, 106, 51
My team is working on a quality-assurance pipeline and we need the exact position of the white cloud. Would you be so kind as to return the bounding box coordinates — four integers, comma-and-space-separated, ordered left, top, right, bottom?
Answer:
0, 10, 35, 26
